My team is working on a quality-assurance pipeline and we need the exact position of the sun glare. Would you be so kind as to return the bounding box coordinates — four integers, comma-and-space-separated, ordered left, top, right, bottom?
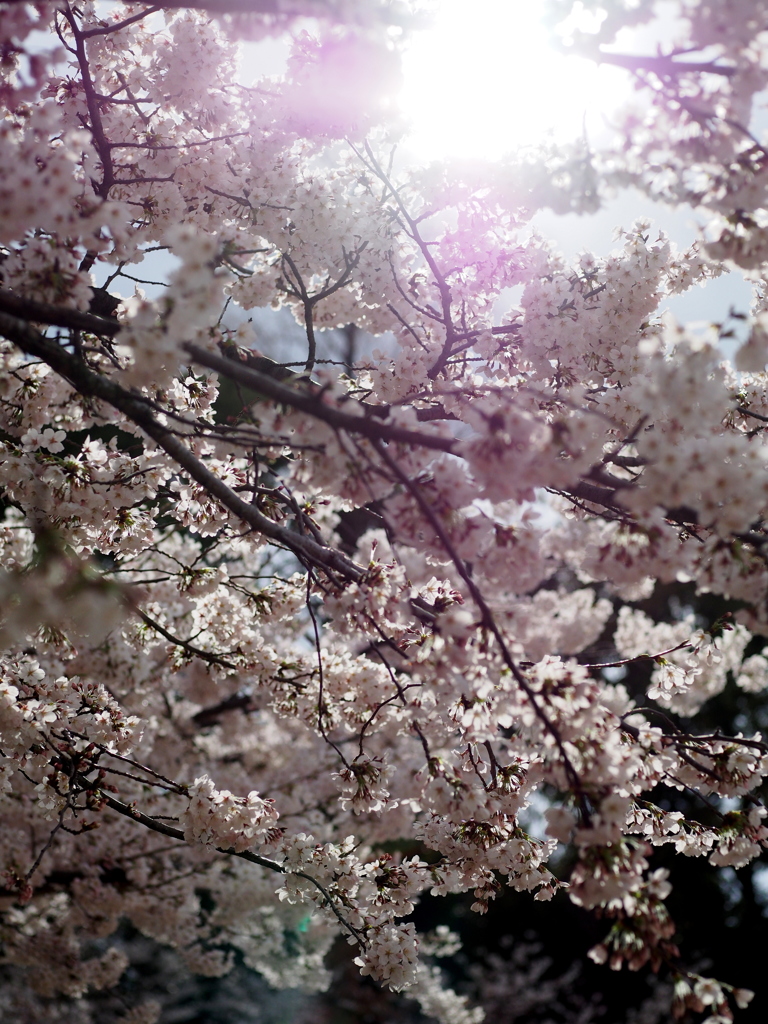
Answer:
399, 0, 630, 161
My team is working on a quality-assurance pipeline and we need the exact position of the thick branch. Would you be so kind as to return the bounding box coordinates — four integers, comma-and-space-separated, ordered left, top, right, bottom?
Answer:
0, 289, 120, 338
185, 343, 456, 453
0, 312, 365, 583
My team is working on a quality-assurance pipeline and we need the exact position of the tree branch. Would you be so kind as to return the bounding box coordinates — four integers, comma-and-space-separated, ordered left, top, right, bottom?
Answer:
0, 288, 120, 338
596, 50, 737, 79
185, 343, 456, 453
0, 312, 366, 584
76, 778, 365, 942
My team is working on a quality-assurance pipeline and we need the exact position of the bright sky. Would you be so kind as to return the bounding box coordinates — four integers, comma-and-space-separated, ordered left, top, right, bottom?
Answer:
398, 0, 631, 161
395, 1, 753, 328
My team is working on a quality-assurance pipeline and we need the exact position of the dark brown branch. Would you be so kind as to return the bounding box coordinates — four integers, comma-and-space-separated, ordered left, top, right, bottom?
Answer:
0, 312, 366, 584
185, 343, 456, 453
74, 778, 365, 942
136, 609, 240, 669
65, 732, 189, 793
556, 480, 625, 511
62, 5, 115, 197
370, 437, 593, 825
736, 405, 768, 423
0, 288, 120, 338
280, 247, 366, 372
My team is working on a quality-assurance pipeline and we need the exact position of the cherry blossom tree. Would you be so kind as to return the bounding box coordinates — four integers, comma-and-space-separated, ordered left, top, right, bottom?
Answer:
1, 0, 768, 1021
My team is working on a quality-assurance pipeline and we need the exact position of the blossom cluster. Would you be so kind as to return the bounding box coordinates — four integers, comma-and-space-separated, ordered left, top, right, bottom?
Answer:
181, 774, 279, 852
2, 0, 768, 1021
